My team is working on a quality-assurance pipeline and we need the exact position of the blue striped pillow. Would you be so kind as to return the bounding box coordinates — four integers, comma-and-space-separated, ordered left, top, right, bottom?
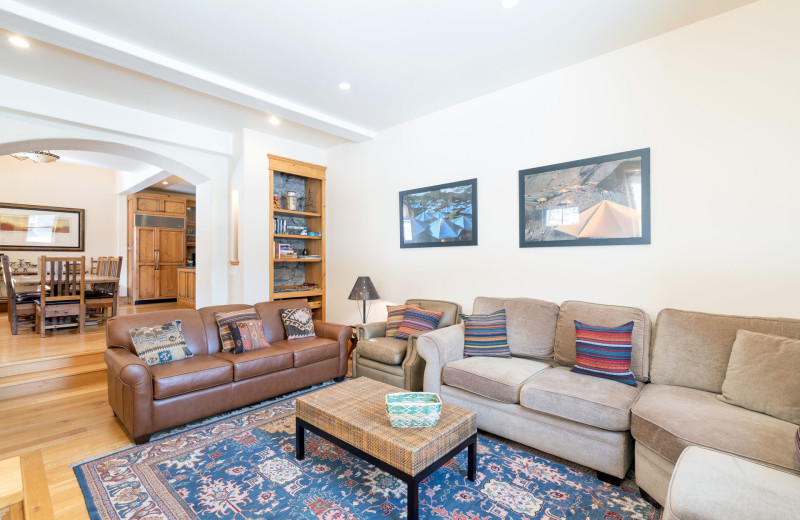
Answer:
394, 306, 442, 340
571, 320, 637, 386
461, 309, 511, 358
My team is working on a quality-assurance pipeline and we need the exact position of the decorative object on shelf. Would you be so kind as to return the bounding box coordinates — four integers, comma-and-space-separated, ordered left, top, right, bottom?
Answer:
385, 392, 442, 428
7, 258, 37, 273
399, 178, 477, 248
287, 191, 297, 210
273, 195, 280, 209
518, 148, 650, 248
304, 188, 316, 213
348, 276, 380, 323
0, 202, 84, 251
9, 150, 60, 163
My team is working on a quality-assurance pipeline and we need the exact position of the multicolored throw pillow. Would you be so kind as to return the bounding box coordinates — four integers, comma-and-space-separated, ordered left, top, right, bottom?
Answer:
571, 320, 637, 386
216, 308, 261, 352
395, 306, 442, 340
229, 321, 270, 353
461, 309, 511, 358
280, 308, 316, 340
130, 320, 193, 366
385, 305, 407, 338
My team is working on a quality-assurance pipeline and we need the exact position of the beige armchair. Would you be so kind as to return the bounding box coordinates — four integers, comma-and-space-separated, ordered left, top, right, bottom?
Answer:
353, 299, 461, 391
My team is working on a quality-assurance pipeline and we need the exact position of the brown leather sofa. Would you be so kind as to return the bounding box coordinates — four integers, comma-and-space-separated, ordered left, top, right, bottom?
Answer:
105, 299, 351, 443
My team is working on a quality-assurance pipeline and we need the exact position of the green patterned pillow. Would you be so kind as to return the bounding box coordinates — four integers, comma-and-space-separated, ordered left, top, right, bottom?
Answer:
280, 308, 316, 340
130, 320, 193, 366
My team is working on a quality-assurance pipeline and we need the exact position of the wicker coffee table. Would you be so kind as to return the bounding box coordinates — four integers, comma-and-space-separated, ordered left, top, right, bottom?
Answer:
295, 378, 477, 520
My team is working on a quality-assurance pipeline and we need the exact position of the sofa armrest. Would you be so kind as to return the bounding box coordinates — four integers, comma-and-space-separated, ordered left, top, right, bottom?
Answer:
416, 323, 465, 394
313, 320, 353, 377
104, 347, 154, 443
356, 321, 386, 340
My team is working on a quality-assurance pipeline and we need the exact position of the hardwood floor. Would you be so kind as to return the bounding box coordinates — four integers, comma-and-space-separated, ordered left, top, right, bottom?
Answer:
0, 302, 176, 519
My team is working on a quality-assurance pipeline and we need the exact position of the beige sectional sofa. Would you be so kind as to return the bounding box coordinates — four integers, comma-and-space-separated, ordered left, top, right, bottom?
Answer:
417, 297, 800, 505
417, 297, 651, 481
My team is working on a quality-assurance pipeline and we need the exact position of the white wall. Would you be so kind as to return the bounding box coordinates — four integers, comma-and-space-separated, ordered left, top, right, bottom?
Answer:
0, 155, 123, 282
326, 0, 800, 325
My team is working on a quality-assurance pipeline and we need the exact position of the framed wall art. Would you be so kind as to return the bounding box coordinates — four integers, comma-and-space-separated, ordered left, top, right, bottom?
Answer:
519, 148, 650, 248
399, 178, 477, 248
0, 202, 85, 251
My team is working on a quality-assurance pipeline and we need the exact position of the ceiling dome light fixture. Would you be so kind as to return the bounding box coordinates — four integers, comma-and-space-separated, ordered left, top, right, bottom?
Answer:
339, 82, 351, 91
500, 0, 519, 8
8, 35, 30, 48
268, 115, 280, 125
162, 180, 169, 185
9, 151, 60, 163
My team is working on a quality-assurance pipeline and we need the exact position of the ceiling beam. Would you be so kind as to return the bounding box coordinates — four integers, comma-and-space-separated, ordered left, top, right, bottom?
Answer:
0, 0, 375, 143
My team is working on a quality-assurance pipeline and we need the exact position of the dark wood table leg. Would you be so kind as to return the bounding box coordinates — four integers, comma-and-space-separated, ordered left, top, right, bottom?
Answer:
406, 476, 419, 520
468, 436, 477, 481
295, 418, 305, 460
111, 283, 119, 317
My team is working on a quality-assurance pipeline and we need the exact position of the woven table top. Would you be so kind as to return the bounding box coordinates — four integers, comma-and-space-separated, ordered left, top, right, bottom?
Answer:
296, 378, 477, 476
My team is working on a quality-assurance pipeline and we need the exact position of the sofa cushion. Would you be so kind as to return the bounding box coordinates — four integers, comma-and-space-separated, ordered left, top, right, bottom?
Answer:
554, 301, 651, 382
442, 356, 550, 404
571, 320, 637, 386
130, 320, 193, 366
649, 308, 800, 393
150, 355, 233, 399
472, 297, 559, 359
385, 304, 407, 338
271, 337, 339, 367
358, 337, 407, 365
718, 330, 800, 424
395, 306, 442, 340
406, 299, 460, 328
461, 309, 511, 358
520, 367, 643, 431
213, 347, 293, 381
215, 307, 260, 352
280, 308, 316, 340
631, 384, 800, 473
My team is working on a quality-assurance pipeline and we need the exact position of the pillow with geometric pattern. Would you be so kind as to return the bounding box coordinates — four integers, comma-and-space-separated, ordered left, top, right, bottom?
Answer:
215, 308, 261, 352
385, 304, 407, 338
280, 308, 316, 340
229, 320, 270, 353
130, 320, 193, 366
570, 320, 637, 386
394, 305, 442, 340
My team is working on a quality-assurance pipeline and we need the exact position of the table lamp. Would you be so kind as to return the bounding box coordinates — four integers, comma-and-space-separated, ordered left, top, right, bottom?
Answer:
348, 276, 380, 324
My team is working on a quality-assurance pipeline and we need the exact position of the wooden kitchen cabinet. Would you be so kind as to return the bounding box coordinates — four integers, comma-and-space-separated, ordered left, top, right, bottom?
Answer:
177, 267, 196, 309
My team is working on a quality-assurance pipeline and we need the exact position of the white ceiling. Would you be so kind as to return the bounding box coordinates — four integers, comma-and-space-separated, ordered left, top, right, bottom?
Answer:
0, 0, 756, 146
144, 174, 196, 195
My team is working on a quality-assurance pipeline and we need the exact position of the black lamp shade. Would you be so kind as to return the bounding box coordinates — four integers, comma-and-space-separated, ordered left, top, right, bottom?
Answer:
348, 276, 380, 301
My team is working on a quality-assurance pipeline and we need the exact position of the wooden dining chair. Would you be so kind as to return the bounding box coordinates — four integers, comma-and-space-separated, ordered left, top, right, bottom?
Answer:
35, 256, 86, 337
90, 257, 100, 275
86, 256, 122, 323
1, 254, 37, 335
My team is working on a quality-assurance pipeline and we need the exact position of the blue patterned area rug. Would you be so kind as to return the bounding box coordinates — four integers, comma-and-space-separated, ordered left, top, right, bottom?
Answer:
75, 386, 657, 520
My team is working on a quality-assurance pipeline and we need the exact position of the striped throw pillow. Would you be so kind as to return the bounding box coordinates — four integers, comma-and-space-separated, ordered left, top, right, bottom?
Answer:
385, 305, 407, 338
216, 308, 261, 352
571, 320, 637, 386
461, 309, 511, 358
395, 306, 442, 340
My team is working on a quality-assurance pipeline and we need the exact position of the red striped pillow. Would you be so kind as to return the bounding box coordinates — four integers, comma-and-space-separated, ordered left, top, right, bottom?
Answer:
395, 306, 442, 340
570, 320, 637, 386
385, 305, 407, 338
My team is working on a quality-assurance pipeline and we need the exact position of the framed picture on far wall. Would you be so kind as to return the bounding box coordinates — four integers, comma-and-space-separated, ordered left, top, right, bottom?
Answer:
0, 202, 85, 251
399, 178, 477, 248
519, 148, 650, 248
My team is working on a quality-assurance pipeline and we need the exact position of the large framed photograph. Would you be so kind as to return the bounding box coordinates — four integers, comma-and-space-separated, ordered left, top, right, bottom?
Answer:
0, 203, 85, 251
519, 148, 650, 248
399, 178, 477, 248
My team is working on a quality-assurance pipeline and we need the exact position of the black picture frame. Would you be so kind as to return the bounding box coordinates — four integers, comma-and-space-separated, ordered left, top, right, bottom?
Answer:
399, 179, 477, 248
519, 148, 650, 248
0, 202, 85, 251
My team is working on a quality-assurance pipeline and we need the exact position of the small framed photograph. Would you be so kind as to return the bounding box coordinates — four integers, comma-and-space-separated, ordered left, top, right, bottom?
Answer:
519, 148, 650, 248
399, 179, 477, 248
0, 203, 85, 251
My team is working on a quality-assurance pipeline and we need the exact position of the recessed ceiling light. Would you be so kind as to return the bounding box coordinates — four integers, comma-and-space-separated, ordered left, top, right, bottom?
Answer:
500, 0, 519, 8
339, 82, 351, 91
162, 181, 169, 185
268, 115, 280, 125
8, 35, 30, 48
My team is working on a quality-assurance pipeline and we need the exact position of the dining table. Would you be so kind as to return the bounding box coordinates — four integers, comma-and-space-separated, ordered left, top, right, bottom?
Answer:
12, 273, 122, 317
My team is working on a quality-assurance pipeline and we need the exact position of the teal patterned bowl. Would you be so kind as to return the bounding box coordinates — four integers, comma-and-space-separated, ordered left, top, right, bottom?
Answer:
385, 392, 442, 428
